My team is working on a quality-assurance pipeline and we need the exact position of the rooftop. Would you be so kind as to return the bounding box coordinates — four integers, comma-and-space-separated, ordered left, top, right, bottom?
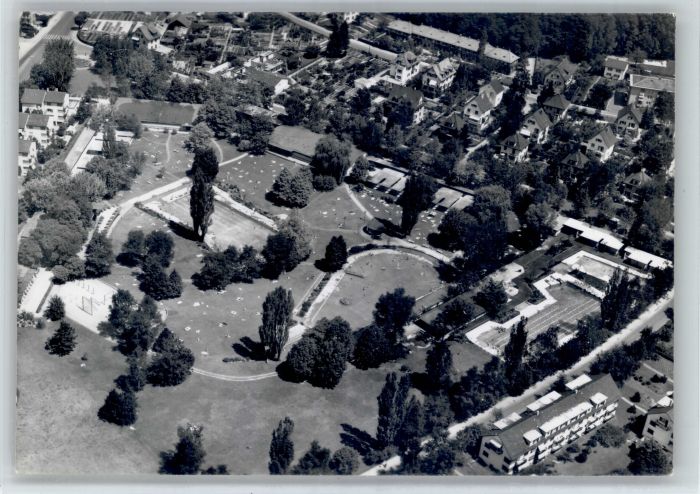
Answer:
604, 57, 629, 70
589, 126, 618, 148
21, 88, 46, 105
18, 138, 34, 155
269, 125, 363, 162
617, 104, 644, 123
630, 74, 675, 93
114, 98, 200, 126
543, 94, 571, 111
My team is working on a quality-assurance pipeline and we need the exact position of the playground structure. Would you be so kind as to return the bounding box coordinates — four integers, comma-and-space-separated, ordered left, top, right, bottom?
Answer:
42, 278, 118, 332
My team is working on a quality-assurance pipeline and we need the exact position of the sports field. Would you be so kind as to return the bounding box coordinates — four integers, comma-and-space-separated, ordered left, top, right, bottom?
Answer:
478, 283, 600, 353
155, 187, 273, 250
312, 251, 443, 329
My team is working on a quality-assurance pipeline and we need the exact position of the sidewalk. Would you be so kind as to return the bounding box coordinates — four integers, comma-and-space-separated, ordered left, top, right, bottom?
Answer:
18, 12, 68, 61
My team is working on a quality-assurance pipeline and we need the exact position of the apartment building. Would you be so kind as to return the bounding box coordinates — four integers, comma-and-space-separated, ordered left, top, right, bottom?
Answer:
18, 138, 38, 176
19, 112, 52, 147
642, 394, 673, 451
603, 56, 629, 81
20, 88, 75, 130
421, 58, 456, 97
628, 74, 675, 108
478, 374, 620, 474
390, 51, 421, 86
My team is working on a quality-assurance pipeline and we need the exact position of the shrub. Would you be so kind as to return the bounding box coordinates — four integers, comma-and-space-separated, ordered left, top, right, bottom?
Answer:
312, 175, 338, 191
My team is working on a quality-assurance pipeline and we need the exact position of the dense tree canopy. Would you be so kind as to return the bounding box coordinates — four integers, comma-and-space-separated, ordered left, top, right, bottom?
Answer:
397, 173, 438, 233
259, 287, 294, 361
159, 424, 207, 474
269, 417, 295, 474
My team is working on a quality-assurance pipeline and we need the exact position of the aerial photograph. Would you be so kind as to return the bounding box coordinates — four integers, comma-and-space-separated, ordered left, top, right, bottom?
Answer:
16, 11, 674, 476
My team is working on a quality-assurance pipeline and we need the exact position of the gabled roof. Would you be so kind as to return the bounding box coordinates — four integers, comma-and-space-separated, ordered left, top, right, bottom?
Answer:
502, 133, 529, 151
547, 58, 578, 80
589, 126, 617, 148
543, 94, 571, 111
524, 108, 552, 130
563, 150, 589, 169
428, 58, 455, 80
623, 170, 652, 187
18, 138, 33, 155
21, 112, 51, 128
482, 374, 620, 461
133, 22, 162, 41
247, 68, 288, 89
396, 51, 418, 66
467, 94, 494, 113
389, 85, 424, 107
44, 90, 68, 104
604, 57, 629, 70
440, 111, 465, 131
616, 105, 644, 124
114, 98, 200, 126
167, 14, 193, 29
21, 88, 46, 105
630, 74, 675, 93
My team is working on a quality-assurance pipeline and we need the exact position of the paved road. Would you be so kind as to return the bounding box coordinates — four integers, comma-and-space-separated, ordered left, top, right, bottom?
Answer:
19, 12, 75, 81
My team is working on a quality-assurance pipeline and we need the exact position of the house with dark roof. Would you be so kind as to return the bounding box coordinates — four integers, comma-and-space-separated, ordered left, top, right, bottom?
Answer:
463, 94, 494, 135
519, 108, 552, 144
19, 112, 52, 146
603, 56, 630, 81
583, 126, 617, 162
390, 51, 421, 85
421, 58, 456, 96
478, 374, 620, 474
543, 58, 578, 94
21, 89, 72, 128
246, 68, 290, 96
114, 98, 200, 131
20, 88, 46, 112
622, 169, 652, 202
131, 22, 164, 49
628, 74, 675, 108
478, 79, 506, 107
438, 111, 466, 137
615, 105, 644, 140
542, 94, 571, 122
388, 85, 426, 126
642, 394, 673, 451
18, 138, 37, 176
499, 133, 529, 163
561, 150, 589, 181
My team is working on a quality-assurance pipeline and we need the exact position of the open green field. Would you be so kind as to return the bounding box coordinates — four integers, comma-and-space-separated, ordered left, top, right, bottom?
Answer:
312, 251, 444, 329
17, 317, 391, 475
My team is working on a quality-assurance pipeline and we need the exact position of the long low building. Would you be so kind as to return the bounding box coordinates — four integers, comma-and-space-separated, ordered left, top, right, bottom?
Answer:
268, 125, 364, 164
386, 20, 519, 73
478, 374, 620, 474
114, 98, 201, 132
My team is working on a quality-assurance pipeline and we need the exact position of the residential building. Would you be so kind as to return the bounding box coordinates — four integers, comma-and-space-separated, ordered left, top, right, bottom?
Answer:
520, 108, 552, 144
621, 170, 652, 202
583, 126, 617, 162
562, 150, 589, 172
463, 94, 494, 134
499, 133, 529, 163
615, 105, 644, 140
478, 374, 620, 475
479, 80, 506, 107
20, 89, 74, 130
244, 51, 284, 73
561, 218, 624, 255
19, 112, 52, 146
131, 22, 164, 50
388, 85, 426, 126
390, 51, 421, 86
631, 59, 676, 78
386, 20, 519, 73
438, 111, 466, 138
246, 68, 290, 96
421, 58, 456, 96
628, 74, 675, 107
642, 394, 673, 451
18, 138, 37, 176
542, 94, 572, 123
543, 58, 578, 94
623, 246, 672, 271
603, 56, 629, 81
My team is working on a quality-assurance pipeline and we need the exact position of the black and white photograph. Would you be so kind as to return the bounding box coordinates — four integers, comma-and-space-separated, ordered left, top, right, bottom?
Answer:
14, 10, 682, 478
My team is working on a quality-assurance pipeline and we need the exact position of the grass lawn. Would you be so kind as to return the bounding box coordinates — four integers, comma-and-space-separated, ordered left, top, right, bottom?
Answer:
313, 251, 444, 329
106, 207, 321, 376
17, 316, 391, 475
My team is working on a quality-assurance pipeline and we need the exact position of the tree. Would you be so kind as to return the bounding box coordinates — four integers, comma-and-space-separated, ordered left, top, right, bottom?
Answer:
269, 417, 295, 474
397, 174, 438, 234
145, 230, 174, 268
323, 235, 348, 272
147, 337, 195, 386
653, 92, 674, 123
352, 323, 399, 369
30, 38, 75, 92
350, 88, 372, 115
270, 167, 313, 208
422, 392, 455, 436
628, 441, 672, 475
503, 318, 529, 395
189, 167, 215, 242
119, 230, 146, 266
310, 135, 352, 186
152, 327, 177, 353
601, 269, 635, 332
191, 146, 219, 182
431, 298, 476, 340
192, 245, 262, 290
262, 215, 312, 278
425, 342, 453, 391
326, 19, 349, 58
454, 425, 482, 458
185, 122, 214, 154
160, 424, 207, 474
475, 280, 508, 319
419, 436, 456, 475
259, 287, 294, 361
373, 288, 416, 341
84, 231, 114, 278
376, 372, 410, 448
100, 289, 136, 337
283, 92, 306, 125
44, 295, 65, 321
98, 388, 138, 426
291, 441, 331, 474
115, 354, 147, 393
347, 156, 371, 184
283, 333, 318, 382
74, 12, 89, 28
309, 317, 353, 389
45, 321, 76, 356
395, 396, 424, 454
523, 202, 556, 246
329, 447, 359, 475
